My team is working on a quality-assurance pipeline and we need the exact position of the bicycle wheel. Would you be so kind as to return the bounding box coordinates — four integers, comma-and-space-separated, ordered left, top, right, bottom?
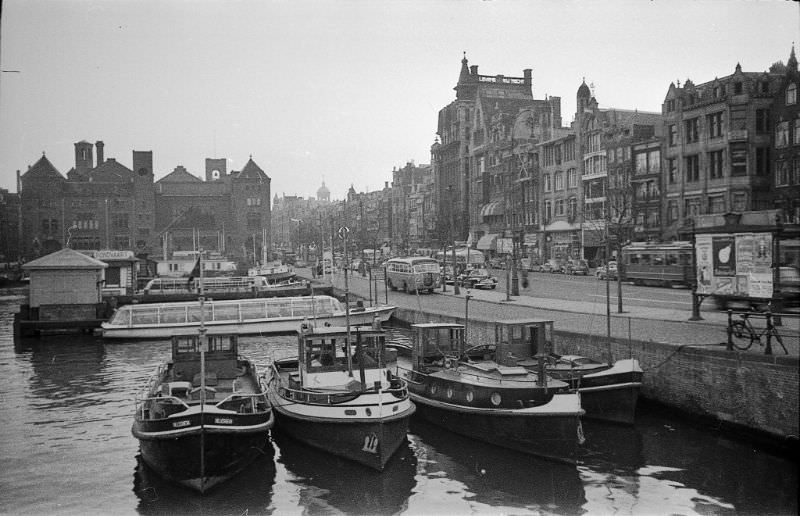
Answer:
729, 321, 755, 350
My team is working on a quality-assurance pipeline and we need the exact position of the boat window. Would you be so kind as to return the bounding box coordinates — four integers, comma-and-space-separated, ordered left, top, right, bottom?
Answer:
511, 325, 523, 340
132, 307, 159, 325
305, 336, 345, 371
110, 307, 131, 325
212, 304, 239, 322
159, 306, 187, 324
186, 304, 213, 323
240, 302, 267, 320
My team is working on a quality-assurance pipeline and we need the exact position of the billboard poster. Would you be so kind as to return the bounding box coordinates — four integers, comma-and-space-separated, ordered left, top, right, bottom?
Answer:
735, 234, 754, 274
712, 236, 736, 277
695, 235, 713, 294
752, 233, 772, 270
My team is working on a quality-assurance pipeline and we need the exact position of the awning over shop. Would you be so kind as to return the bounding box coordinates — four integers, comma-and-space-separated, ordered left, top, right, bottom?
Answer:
476, 233, 499, 250
480, 202, 505, 218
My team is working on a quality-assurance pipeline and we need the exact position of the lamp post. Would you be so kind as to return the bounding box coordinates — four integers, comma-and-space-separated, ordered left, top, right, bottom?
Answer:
449, 185, 460, 295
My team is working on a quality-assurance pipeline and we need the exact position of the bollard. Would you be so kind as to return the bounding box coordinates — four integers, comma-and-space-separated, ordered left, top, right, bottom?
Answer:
764, 311, 773, 355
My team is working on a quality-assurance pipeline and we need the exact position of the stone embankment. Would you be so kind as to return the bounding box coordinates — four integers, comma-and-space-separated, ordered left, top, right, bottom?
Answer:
305, 269, 799, 449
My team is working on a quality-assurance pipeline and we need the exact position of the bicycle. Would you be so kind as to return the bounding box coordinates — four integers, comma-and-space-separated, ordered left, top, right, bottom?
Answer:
729, 312, 788, 354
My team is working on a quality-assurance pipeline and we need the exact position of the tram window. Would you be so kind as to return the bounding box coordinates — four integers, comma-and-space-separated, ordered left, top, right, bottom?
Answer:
679, 253, 692, 265
639, 254, 651, 265
665, 253, 678, 265
652, 254, 664, 266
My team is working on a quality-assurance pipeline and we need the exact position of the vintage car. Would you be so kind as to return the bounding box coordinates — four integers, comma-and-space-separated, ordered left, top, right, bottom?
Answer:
542, 258, 566, 273
595, 260, 618, 280
457, 268, 498, 289
564, 259, 590, 275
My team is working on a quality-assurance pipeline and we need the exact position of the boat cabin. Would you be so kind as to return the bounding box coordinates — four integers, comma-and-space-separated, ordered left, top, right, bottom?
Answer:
410, 323, 466, 370
295, 325, 394, 392
492, 319, 555, 367
167, 334, 242, 401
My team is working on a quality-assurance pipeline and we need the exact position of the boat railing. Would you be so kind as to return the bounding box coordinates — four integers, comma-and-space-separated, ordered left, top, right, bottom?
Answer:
272, 367, 409, 405
396, 363, 544, 386
135, 394, 190, 420
114, 296, 345, 328
214, 391, 270, 414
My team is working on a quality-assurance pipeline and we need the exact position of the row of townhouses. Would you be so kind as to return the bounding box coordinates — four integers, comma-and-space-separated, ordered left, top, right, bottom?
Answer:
1, 48, 798, 266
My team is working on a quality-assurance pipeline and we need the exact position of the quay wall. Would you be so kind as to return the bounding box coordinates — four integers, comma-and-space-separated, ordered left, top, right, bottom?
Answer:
392, 307, 799, 444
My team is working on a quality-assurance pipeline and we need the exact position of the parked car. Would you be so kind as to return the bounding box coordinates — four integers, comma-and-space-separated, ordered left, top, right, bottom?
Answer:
348, 259, 362, 272
564, 259, 589, 275
457, 268, 498, 289
442, 264, 456, 285
595, 260, 618, 280
542, 259, 565, 273
488, 257, 506, 269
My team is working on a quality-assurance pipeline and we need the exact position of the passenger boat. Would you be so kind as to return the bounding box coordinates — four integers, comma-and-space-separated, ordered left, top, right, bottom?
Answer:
396, 322, 584, 463
266, 323, 416, 470
470, 319, 642, 425
101, 295, 395, 339
247, 263, 296, 284
131, 328, 274, 493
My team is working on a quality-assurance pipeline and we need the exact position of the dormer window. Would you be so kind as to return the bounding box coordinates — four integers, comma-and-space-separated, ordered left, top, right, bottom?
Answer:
787, 83, 797, 105
713, 87, 720, 98
734, 82, 743, 95
760, 81, 769, 94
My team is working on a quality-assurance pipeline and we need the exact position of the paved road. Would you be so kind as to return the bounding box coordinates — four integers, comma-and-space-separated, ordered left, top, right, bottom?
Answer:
303, 268, 800, 357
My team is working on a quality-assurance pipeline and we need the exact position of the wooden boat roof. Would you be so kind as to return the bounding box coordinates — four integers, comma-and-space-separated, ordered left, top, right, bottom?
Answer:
411, 322, 465, 330
494, 318, 554, 326
298, 324, 385, 338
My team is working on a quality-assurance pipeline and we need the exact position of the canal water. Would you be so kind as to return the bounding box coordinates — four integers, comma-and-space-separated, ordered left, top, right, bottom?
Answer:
1, 291, 796, 516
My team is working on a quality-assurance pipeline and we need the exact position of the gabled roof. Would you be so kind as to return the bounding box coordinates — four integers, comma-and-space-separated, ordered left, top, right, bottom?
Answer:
21, 155, 65, 183
88, 158, 134, 182
156, 166, 202, 183
23, 247, 107, 270
234, 158, 270, 182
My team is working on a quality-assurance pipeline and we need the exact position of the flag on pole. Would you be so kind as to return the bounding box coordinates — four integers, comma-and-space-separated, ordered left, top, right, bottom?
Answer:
187, 254, 201, 290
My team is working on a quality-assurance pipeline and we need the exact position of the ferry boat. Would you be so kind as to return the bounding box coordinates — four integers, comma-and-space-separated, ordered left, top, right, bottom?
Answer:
266, 324, 415, 470
132, 331, 274, 493
100, 295, 395, 339
472, 319, 643, 425
247, 263, 296, 284
396, 322, 584, 464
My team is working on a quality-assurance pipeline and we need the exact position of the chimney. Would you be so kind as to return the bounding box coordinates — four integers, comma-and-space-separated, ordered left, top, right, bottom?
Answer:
470, 65, 478, 75
95, 141, 104, 164
523, 69, 532, 86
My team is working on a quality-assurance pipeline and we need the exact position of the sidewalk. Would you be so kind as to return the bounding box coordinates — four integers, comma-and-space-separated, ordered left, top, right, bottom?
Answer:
307, 268, 800, 356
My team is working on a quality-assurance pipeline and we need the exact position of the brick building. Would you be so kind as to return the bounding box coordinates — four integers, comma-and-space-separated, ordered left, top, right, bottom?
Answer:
772, 46, 800, 224
17, 140, 271, 264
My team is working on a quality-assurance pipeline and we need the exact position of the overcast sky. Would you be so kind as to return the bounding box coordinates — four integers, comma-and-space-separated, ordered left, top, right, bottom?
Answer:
1, 0, 797, 200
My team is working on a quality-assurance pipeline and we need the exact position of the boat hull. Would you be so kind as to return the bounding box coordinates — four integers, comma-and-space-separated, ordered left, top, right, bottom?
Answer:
556, 359, 643, 425
133, 414, 273, 493
408, 392, 582, 464
103, 306, 394, 339
269, 394, 414, 471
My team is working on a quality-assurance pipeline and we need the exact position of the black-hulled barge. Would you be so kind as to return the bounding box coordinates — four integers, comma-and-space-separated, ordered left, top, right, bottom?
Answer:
132, 333, 274, 493
396, 323, 584, 464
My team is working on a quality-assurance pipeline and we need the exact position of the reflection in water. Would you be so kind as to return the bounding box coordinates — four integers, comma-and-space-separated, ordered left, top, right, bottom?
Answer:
273, 428, 417, 515
409, 419, 585, 515
133, 448, 277, 515
25, 338, 108, 408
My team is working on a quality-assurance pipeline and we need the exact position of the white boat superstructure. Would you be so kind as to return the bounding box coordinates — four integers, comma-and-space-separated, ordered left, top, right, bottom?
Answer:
101, 295, 395, 339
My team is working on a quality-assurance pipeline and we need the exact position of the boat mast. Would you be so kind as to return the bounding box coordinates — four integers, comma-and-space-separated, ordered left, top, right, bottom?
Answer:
341, 226, 353, 376
198, 249, 207, 492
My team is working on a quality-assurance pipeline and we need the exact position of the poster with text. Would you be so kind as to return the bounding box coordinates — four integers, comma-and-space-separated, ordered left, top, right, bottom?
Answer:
735, 234, 754, 275
752, 233, 772, 271
713, 236, 736, 277
695, 235, 713, 294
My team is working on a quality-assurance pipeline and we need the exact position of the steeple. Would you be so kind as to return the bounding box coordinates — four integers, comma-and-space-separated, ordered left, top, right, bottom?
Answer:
788, 45, 797, 72
454, 52, 477, 100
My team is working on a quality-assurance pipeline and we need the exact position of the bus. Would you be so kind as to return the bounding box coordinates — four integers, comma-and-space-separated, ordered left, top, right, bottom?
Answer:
143, 276, 270, 295
384, 257, 442, 294
619, 241, 694, 287
434, 248, 486, 271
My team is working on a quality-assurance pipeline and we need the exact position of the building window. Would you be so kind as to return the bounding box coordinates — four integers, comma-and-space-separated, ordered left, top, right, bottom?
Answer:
756, 109, 770, 133
776, 160, 790, 186
787, 83, 797, 105
668, 125, 677, 147
246, 212, 261, 230
648, 150, 660, 173
556, 199, 564, 216
732, 192, 747, 211
709, 150, 724, 179
795, 119, 800, 145
667, 158, 677, 184
708, 195, 725, 214
567, 168, 578, 189
685, 155, 700, 182
73, 214, 99, 230
113, 236, 130, 249
543, 174, 551, 192
684, 197, 701, 217
730, 143, 747, 176
776, 121, 790, 148
544, 201, 552, 223
568, 197, 577, 220
666, 99, 675, 112
734, 82, 743, 95
111, 213, 129, 230
554, 172, 564, 190
685, 118, 699, 143
636, 153, 648, 175
667, 200, 678, 222
794, 158, 800, 184
707, 112, 723, 138
246, 197, 262, 206
755, 147, 770, 176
